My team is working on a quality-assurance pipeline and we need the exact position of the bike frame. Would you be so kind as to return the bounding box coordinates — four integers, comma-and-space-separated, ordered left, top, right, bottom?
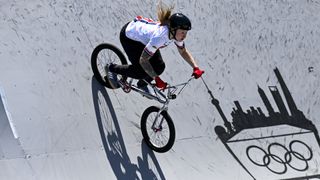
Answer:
119, 77, 194, 124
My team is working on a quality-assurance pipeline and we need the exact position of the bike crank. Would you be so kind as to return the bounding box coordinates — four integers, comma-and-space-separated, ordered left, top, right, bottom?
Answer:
118, 79, 131, 93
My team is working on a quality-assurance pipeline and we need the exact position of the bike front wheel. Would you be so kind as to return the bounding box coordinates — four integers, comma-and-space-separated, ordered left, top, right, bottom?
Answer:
141, 106, 175, 153
91, 43, 127, 88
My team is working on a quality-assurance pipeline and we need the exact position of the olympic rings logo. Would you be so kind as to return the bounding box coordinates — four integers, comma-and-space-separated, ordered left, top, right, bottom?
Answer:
246, 140, 313, 174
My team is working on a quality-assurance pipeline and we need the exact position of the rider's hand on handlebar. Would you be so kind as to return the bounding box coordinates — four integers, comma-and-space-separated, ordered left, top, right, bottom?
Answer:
155, 76, 167, 90
192, 67, 204, 79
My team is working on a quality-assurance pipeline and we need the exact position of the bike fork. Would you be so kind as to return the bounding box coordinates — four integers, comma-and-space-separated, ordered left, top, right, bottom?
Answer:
151, 104, 168, 131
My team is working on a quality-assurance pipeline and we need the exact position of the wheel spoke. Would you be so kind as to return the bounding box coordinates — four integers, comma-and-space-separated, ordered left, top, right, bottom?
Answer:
145, 112, 170, 148
94, 46, 125, 84
141, 106, 175, 152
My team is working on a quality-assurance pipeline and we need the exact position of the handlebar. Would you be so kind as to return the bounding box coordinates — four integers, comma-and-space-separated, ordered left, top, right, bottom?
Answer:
150, 77, 194, 99
151, 77, 194, 90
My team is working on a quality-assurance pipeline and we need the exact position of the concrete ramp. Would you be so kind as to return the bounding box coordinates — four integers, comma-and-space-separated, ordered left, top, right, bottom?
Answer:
0, 88, 24, 160
1, 0, 320, 179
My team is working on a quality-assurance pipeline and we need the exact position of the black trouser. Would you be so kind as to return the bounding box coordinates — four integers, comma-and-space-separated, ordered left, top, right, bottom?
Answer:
109, 23, 165, 87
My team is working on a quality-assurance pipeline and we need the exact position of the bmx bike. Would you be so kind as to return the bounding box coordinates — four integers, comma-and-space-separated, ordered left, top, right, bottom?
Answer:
91, 43, 193, 153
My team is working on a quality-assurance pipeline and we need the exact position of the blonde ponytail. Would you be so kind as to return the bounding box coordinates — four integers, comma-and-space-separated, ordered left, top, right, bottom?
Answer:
157, 1, 174, 26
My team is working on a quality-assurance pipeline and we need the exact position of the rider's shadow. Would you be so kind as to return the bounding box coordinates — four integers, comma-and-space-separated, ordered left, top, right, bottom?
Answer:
91, 77, 166, 180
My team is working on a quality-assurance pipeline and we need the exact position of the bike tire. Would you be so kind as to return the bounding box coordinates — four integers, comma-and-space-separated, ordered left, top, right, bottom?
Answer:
91, 43, 127, 89
141, 106, 175, 153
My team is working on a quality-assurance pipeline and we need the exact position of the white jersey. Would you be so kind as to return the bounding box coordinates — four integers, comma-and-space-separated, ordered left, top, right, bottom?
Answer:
125, 16, 184, 55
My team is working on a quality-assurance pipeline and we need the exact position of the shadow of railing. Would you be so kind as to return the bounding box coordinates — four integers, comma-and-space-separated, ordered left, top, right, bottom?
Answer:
91, 77, 166, 180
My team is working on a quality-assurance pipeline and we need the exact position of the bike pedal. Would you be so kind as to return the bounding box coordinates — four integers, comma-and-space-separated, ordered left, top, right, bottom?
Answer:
119, 81, 131, 93
122, 85, 131, 93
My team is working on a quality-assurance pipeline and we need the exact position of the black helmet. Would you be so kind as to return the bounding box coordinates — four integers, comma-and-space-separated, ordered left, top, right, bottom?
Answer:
169, 13, 191, 30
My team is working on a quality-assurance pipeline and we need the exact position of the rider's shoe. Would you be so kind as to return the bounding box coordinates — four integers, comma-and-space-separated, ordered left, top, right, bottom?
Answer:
137, 84, 155, 99
104, 64, 120, 89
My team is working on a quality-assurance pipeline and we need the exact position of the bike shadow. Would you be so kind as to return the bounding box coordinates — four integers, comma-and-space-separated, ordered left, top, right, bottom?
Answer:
138, 141, 166, 180
91, 76, 166, 180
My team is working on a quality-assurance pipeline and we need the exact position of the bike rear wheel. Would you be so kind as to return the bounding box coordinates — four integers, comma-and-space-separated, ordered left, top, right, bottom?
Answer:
91, 43, 127, 89
141, 106, 175, 153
